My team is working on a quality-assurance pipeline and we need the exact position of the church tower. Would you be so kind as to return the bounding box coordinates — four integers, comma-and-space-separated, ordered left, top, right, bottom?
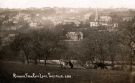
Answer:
95, 8, 99, 22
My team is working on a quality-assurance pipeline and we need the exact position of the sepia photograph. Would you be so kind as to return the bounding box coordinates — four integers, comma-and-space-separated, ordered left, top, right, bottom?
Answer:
0, 0, 135, 83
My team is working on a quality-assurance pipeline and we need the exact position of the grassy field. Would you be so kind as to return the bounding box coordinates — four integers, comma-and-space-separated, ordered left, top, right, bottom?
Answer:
0, 60, 131, 83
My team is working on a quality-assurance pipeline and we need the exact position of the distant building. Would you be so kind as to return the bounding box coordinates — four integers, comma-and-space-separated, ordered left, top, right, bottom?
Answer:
66, 32, 83, 41
29, 22, 37, 27
99, 16, 112, 22
63, 19, 81, 26
1, 33, 16, 46
84, 13, 92, 20
90, 22, 99, 27
113, 23, 118, 28
89, 9, 118, 31
122, 16, 133, 21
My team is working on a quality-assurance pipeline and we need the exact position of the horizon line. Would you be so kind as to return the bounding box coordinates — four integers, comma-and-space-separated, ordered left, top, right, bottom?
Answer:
0, 6, 134, 10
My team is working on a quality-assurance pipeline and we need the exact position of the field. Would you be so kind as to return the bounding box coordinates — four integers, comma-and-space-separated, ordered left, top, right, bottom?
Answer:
0, 60, 132, 83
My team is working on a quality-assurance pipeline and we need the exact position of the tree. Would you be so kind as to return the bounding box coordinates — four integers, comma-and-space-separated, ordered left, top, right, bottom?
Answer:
32, 28, 60, 65
106, 32, 120, 68
11, 28, 66, 65
81, 28, 99, 64
10, 32, 32, 64
81, 27, 109, 65
118, 17, 135, 71
82, 26, 120, 68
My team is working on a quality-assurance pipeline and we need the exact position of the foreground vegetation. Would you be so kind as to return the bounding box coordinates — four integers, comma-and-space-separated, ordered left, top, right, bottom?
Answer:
0, 60, 131, 83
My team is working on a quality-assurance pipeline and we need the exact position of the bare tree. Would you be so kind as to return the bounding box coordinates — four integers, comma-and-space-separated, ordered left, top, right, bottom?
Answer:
119, 17, 135, 71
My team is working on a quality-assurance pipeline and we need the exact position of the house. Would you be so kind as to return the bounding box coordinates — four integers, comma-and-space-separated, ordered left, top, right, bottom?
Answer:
63, 19, 81, 26
66, 32, 83, 41
90, 22, 99, 27
99, 16, 112, 22
122, 16, 133, 21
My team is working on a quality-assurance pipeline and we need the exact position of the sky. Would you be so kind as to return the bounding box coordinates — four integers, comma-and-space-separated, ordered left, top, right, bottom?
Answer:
0, 0, 135, 9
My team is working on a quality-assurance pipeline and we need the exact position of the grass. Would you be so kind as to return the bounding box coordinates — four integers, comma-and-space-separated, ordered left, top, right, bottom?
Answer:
0, 60, 131, 83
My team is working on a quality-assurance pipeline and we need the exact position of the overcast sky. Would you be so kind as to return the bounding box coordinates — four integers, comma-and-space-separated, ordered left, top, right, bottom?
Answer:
0, 0, 135, 9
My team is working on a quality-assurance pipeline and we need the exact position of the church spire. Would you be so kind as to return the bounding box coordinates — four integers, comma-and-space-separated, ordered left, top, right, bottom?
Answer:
95, 8, 98, 22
